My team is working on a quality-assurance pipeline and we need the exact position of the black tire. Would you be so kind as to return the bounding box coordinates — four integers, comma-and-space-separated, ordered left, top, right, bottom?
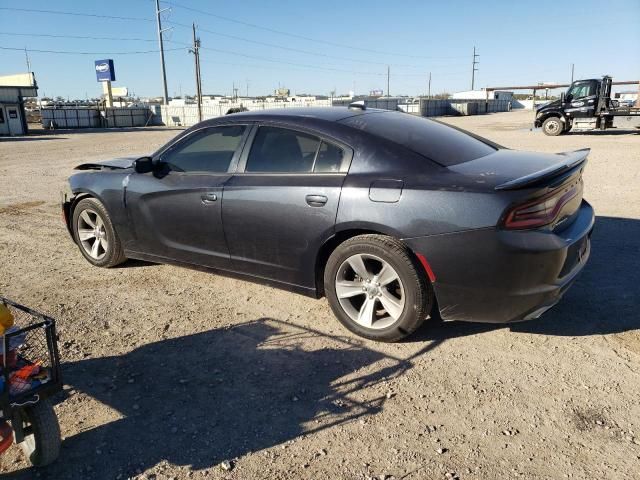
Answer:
542, 117, 563, 136
17, 399, 61, 467
324, 234, 433, 342
72, 197, 126, 267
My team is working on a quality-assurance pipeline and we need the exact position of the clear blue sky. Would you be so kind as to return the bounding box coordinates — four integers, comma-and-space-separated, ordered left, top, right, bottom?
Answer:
1, 0, 638, 99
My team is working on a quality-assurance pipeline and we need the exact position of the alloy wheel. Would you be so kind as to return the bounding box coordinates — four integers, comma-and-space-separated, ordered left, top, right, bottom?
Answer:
335, 253, 405, 329
76, 209, 108, 260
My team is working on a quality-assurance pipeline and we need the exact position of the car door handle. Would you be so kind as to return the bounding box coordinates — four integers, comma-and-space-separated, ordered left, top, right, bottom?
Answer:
201, 192, 218, 204
306, 194, 328, 207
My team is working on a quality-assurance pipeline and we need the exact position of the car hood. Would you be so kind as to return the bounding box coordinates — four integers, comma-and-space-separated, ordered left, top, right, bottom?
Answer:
447, 149, 588, 190
536, 98, 561, 113
75, 157, 137, 171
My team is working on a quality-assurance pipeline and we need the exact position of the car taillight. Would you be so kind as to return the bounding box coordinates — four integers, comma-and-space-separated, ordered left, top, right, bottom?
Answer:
502, 184, 579, 230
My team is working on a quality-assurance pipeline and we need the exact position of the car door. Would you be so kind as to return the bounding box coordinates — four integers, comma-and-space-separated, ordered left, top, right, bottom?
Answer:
125, 124, 250, 268
222, 124, 352, 290
566, 80, 599, 119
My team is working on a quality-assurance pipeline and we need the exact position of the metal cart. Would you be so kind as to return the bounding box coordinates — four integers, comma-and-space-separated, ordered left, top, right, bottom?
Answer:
0, 296, 62, 467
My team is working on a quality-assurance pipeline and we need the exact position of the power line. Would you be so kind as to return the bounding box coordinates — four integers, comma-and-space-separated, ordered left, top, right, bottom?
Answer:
0, 6, 153, 22
198, 45, 437, 78
0, 31, 158, 42
0, 46, 184, 55
165, 20, 428, 69
0, 31, 191, 48
163, 1, 467, 60
3, 5, 468, 68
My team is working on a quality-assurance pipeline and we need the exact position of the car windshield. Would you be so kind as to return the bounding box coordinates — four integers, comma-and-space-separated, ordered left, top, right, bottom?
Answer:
567, 81, 596, 99
340, 112, 497, 166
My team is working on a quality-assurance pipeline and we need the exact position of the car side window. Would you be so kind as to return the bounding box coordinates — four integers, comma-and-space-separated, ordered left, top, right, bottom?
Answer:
314, 141, 345, 173
162, 125, 246, 173
245, 126, 319, 173
245, 126, 345, 173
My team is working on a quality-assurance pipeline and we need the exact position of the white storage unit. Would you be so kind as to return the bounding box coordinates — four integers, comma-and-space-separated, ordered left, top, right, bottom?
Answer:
41, 108, 102, 128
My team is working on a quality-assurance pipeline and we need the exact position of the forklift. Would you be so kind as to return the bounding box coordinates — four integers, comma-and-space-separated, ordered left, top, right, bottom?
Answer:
535, 76, 640, 135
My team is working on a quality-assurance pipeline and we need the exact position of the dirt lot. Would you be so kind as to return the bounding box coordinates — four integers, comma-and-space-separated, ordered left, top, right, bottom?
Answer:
0, 110, 638, 480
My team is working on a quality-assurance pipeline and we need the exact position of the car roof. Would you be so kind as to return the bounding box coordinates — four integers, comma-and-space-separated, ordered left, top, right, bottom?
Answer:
218, 106, 388, 123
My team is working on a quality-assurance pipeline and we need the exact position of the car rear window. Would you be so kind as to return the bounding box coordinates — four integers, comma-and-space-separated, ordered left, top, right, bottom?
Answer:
340, 112, 497, 166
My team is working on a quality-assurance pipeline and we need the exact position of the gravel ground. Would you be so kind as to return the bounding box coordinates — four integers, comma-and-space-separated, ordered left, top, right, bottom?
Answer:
0, 110, 638, 480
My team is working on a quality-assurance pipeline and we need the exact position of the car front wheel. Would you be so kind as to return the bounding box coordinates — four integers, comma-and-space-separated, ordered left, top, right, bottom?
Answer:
72, 197, 126, 267
542, 117, 563, 136
324, 234, 433, 342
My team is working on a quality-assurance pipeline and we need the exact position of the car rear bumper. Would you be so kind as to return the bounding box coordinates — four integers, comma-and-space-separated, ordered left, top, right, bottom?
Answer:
403, 200, 594, 323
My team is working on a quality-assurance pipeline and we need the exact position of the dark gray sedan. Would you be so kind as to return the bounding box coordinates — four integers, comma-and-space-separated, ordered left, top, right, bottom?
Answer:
62, 106, 594, 341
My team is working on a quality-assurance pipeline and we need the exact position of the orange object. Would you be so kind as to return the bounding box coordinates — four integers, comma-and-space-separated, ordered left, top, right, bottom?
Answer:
13, 363, 41, 380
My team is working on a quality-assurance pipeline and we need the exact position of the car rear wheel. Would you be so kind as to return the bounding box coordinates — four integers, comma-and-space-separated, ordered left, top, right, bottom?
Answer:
324, 234, 433, 342
72, 198, 126, 267
542, 117, 563, 136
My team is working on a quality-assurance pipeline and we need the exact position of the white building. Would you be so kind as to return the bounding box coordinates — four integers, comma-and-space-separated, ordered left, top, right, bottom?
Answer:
0, 73, 38, 136
450, 89, 514, 100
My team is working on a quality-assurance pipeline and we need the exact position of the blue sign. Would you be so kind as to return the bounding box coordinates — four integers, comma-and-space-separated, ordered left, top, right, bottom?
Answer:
95, 59, 115, 82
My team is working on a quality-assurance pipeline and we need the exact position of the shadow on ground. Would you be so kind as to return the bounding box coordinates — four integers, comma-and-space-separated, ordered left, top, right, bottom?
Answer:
4, 216, 639, 478
5, 320, 412, 479
0, 137, 66, 142
568, 129, 640, 136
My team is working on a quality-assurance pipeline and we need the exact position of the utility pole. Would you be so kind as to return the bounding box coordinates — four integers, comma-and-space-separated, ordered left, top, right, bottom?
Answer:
471, 46, 479, 90
246, 79, 249, 98
155, 0, 169, 105
24, 47, 31, 72
189, 23, 203, 122
427, 72, 431, 98
570, 63, 575, 83
387, 65, 390, 97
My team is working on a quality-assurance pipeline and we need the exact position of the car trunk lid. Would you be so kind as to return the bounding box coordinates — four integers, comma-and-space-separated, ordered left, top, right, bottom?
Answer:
449, 149, 588, 231
447, 148, 589, 191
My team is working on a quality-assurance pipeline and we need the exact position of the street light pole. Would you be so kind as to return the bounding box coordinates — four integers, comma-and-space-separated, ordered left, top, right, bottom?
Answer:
190, 23, 203, 123
471, 46, 479, 90
155, 0, 169, 105
387, 65, 390, 97
570, 63, 575, 83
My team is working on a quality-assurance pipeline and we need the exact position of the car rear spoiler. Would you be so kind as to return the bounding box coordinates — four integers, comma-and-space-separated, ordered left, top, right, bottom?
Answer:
494, 148, 589, 191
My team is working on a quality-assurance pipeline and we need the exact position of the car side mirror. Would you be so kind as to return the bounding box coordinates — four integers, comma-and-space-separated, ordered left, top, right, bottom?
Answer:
560, 92, 565, 103
565, 93, 572, 103
134, 156, 154, 174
